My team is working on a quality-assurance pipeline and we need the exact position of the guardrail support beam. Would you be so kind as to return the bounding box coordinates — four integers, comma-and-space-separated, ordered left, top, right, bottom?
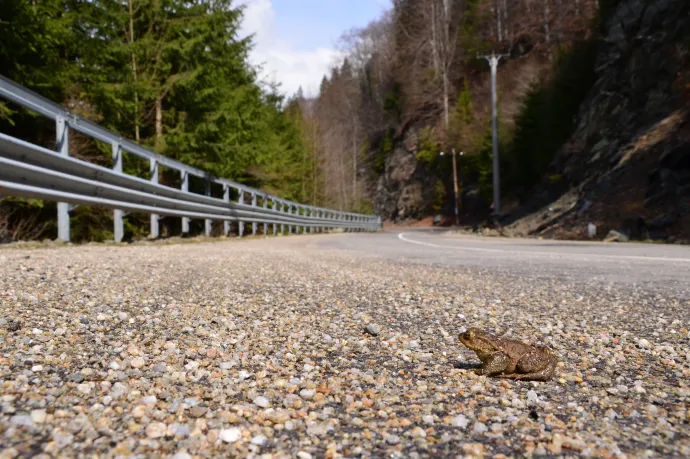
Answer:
55, 116, 70, 242
181, 171, 190, 235
112, 142, 124, 243
272, 199, 277, 235
238, 189, 244, 237
263, 196, 268, 235
149, 159, 159, 239
251, 193, 257, 236
205, 179, 212, 237
223, 185, 230, 236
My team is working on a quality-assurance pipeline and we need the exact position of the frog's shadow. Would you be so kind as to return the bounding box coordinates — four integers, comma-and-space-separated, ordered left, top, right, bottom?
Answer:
451, 361, 481, 371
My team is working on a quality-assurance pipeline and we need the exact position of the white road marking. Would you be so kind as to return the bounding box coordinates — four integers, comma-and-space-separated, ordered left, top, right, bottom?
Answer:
397, 232, 690, 264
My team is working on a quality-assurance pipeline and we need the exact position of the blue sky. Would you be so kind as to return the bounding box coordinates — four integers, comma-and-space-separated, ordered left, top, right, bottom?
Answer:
239, 0, 391, 98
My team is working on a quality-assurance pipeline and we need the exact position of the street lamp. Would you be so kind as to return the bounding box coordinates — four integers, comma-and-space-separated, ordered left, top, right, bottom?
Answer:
440, 149, 463, 226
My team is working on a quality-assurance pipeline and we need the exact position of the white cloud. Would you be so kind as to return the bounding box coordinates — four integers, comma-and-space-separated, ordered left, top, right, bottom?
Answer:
238, 0, 345, 98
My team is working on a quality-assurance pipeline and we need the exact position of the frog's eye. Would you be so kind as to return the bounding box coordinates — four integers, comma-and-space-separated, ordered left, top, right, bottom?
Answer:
463, 329, 474, 341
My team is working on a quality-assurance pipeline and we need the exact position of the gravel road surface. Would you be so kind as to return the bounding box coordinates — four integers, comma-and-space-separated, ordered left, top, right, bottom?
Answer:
1, 232, 688, 458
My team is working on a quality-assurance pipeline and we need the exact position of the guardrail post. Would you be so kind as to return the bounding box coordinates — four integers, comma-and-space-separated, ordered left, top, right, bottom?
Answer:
223, 185, 230, 236
272, 199, 277, 235
55, 116, 70, 242
149, 159, 159, 239
205, 179, 212, 237
112, 142, 124, 242
181, 171, 190, 234
238, 189, 244, 237
309, 208, 314, 234
251, 193, 257, 236
280, 202, 286, 234
263, 195, 268, 235
289, 204, 294, 234
320, 210, 325, 233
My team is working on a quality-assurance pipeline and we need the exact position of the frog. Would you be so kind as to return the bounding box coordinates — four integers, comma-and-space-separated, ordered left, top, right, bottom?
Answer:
458, 327, 558, 381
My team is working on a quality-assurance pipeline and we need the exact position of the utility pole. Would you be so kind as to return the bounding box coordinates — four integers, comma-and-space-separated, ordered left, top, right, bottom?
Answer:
478, 52, 508, 216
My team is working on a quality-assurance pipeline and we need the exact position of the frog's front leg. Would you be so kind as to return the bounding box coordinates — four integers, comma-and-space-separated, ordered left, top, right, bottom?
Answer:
475, 351, 510, 376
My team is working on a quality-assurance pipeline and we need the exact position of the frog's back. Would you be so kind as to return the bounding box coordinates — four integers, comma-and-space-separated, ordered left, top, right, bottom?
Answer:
498, 336, 542, 360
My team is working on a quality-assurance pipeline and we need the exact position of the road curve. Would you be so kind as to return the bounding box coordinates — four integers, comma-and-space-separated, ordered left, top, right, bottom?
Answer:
0, 234, 688, 457
313, 230, 690, 297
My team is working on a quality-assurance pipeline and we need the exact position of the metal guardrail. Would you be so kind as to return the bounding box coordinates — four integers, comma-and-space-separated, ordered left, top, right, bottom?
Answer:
0, 76, 382, 241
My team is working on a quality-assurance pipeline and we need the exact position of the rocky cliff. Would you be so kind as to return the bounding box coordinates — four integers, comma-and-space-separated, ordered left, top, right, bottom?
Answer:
508, 0, 690, 242
374, 129, 437, 221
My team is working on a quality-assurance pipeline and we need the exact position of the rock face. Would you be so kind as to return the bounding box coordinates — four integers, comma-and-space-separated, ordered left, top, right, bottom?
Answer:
374, 129, 436, 221
510, 0, 690, 241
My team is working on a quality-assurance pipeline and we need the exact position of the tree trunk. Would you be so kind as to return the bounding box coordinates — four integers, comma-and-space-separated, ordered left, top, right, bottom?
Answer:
543, 0, 551, 59
502, 0, 510, 41
155, 97, 163, 150
555, 0, 562, 43
495, 0, 503, 42
443, 72, 449, 131
352, 125, 357, 204
128, 0, 140, 142
430, 2, 439, 73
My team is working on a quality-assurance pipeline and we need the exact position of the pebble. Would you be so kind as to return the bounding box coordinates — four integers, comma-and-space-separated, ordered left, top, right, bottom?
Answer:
385, 434, 401, 445
130, 357, 146, 369
251, 435, 268, 446
473, 422, 488, 434
220, 428, 242, 443
30, 410, 47, 424
451, 414, 469, 428
145, 422, 167, 438
365, 323, 381, 336
299, 389, 315, 400
253, 396, 270, 408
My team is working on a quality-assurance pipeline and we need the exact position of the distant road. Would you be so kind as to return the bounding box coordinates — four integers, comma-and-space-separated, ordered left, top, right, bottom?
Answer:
315, 229, 690, 296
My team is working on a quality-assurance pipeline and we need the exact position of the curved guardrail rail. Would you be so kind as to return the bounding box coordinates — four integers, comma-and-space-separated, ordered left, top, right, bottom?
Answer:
0, 76, 381, 241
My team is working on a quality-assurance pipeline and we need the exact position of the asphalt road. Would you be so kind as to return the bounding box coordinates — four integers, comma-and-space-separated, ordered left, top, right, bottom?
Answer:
316, 229, 690, 298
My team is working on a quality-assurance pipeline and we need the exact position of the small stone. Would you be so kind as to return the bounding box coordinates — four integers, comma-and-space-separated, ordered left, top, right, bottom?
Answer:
422, 415, 434, 425
77, 383, 92, 394
251, 434, 268, 446
296, 452, 313, 459
299, 389, 315, 400
10, 415, 34, 428
145, 422, 167, 438
31, 410, 47, 424
385, 434, 401, 445
109, 362, 121, 371
410, 426, 426, 438
220, 362, 235, 370
451, 414, 469, 428
172, 452, 192, 459
190, 406, 208, 418
365, 324, 381, 336
69, 373, 85, 383
130, 357, 146, 369
638, 339, 651, 349
153, 363, 166, 372
527, 390, 539, 403
220, 428, 242, 443
473, 422, 488, 433
253, 396, 270, 408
